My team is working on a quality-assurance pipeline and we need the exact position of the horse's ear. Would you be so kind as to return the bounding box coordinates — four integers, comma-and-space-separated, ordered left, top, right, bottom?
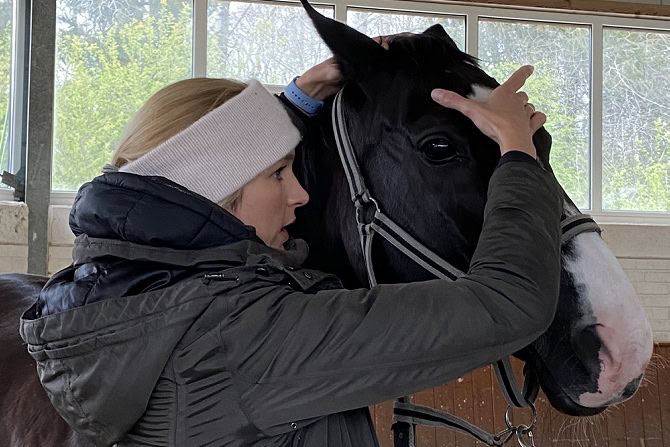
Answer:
422, 24, 449, 38
533, 127, 553, 171
300, 0, 388, 79
422, 24, 459, 48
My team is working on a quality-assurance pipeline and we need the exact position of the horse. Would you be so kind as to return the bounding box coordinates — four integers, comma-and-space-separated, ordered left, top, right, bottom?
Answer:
0, 5, 654, 446
289, 0, 653, 421
0, 273, 93, 447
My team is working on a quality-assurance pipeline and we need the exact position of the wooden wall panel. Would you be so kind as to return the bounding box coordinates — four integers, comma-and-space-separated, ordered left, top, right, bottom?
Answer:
373, 344, 669, 447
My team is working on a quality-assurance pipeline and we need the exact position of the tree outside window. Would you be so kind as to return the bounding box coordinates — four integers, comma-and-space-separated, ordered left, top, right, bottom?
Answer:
52, 0, 192, 191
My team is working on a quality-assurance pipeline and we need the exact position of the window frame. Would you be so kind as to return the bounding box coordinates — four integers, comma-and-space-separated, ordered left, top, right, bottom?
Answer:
0, 0, 26, 202
6, 0, 670, 224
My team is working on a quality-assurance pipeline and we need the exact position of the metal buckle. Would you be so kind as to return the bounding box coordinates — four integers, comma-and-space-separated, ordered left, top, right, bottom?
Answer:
355, 192, 380, 227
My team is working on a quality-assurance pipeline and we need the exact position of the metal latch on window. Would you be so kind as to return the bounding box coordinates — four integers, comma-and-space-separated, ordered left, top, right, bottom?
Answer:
0, 170, 25, 201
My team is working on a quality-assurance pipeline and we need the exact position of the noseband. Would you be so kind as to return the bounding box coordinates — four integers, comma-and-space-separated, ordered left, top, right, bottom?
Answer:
331, 88, 601, 447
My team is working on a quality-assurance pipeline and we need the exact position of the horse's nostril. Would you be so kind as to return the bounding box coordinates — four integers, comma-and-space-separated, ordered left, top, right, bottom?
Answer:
621, 375, 643, 400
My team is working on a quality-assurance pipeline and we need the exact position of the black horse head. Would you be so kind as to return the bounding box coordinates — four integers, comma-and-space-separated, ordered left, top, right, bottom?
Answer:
291, 0, 653, 417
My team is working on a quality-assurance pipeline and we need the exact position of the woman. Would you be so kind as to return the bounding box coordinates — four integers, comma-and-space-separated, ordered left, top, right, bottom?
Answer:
20, 49, 561, 446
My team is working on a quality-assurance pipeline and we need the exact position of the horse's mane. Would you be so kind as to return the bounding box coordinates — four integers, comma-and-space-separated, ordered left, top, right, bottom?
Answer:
390, 31, 480, 70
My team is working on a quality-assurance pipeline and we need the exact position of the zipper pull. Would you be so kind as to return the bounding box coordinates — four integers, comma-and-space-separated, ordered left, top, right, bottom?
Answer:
203, 272, 240, 282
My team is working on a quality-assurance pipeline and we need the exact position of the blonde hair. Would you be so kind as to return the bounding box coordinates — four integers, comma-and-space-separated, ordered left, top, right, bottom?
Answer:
111, 77, 247, 210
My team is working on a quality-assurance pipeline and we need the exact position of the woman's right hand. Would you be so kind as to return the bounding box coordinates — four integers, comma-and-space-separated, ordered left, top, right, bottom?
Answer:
430, 65, 545, 159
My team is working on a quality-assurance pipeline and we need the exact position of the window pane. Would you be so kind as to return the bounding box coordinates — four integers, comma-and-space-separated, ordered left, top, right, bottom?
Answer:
603, 28, 670, 212
479, 19, 591, 210
347, 9, 465, 51
207, 1, 334, 85
52, 0, 193, 191
0, 0, 12, 178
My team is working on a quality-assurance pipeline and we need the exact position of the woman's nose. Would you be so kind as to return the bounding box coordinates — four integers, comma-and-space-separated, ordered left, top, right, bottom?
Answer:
288, 174, 310, 207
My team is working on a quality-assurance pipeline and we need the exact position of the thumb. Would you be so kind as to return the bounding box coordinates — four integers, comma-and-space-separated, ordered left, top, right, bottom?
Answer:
431, 89, 472, 115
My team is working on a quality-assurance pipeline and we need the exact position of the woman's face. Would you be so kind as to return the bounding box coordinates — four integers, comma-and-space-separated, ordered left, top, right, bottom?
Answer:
232, 153, 309, 249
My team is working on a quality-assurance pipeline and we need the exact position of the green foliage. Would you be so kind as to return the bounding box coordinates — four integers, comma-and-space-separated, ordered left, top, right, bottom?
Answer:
479, 22, 592, 210
602, 29, 670, 212
206, 2, 333, 85
604, 117, 670, 211
52, 1, 191, 190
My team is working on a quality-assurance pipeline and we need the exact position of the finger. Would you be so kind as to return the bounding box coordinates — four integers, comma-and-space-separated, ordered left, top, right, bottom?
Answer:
380, 35, 390, 50
501, 65, 534, 92
516, 91, 529, 104
431, 89, 474, 116
373, 35, 389, 49
529, 111, 547, 133
524, 103, 535, 118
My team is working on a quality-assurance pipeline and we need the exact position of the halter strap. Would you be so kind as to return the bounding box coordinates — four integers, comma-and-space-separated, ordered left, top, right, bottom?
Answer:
331, 87, 600, 447
561, 213, 602, 244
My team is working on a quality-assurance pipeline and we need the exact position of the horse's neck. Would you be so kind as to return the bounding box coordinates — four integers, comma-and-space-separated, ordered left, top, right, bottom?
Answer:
293, 113, 365, 288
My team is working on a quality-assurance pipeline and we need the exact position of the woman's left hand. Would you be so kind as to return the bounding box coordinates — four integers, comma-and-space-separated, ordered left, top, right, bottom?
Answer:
295, 33, 413, 101
295, 57, 342, 101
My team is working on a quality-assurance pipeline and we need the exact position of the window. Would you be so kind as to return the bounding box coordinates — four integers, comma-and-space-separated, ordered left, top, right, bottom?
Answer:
42, 0, 670, 218
347, 8, 465, 50
0, 0, 12, 180
478, 19, 591, 210
207, 0, 334, 85
52, 0, 193, 191
603, 28, 670, 212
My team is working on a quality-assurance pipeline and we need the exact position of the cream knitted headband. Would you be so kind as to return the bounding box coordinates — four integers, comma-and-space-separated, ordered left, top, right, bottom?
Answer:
121, 80, 301, 203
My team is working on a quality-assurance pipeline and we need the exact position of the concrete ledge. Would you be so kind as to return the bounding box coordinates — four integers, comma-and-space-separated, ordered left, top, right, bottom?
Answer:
0, 202, 29, 245
49, 205, 75, 246
601, 224, 670, 259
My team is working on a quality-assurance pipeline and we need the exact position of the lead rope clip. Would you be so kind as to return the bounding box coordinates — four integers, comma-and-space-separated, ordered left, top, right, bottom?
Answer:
492, 405, 537, 446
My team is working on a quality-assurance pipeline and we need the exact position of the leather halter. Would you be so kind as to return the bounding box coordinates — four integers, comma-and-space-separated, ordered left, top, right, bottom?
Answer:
331, 87, 602, 446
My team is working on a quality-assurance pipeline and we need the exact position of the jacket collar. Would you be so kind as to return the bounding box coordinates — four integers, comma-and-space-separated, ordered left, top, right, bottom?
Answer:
72, 235, 309, 269
70, 172, 308, 267
71, 172, 259, 249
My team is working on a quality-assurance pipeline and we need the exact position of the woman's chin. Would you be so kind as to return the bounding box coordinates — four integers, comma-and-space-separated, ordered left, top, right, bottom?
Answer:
271, 228, 290, 249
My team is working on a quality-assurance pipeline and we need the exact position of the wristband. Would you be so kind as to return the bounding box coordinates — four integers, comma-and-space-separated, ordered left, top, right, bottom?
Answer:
284, 76, 324, 116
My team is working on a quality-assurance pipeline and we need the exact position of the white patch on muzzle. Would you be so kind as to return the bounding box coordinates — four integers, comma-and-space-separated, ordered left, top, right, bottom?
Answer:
467, 85, 653, 407
562, 230, 653, 407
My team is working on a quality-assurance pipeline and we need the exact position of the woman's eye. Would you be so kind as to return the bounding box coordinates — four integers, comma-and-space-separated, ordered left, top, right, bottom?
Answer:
272, 167, 285, 180
421, 138, 459, 164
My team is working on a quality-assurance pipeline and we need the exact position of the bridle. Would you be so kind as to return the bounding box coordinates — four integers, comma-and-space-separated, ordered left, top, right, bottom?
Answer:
331, 87, 601, 447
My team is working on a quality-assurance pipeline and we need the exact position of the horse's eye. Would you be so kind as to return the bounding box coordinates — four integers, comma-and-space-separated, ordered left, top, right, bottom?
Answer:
421, 138, 459, 164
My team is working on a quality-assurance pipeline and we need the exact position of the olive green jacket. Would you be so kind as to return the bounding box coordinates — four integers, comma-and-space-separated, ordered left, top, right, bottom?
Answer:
20, 158, 562, 446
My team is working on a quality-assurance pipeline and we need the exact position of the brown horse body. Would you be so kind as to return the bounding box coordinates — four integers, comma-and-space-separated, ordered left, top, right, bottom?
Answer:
0, 273, 92, 447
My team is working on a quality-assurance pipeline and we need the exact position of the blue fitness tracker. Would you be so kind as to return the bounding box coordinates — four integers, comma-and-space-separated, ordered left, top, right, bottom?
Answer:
284, 76, 324, 116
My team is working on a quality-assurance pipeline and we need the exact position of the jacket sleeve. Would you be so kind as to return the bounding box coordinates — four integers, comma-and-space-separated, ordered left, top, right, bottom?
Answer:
221, 155, 563, 436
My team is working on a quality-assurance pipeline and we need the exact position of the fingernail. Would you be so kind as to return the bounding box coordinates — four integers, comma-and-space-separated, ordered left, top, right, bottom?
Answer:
431, 90, 444, 101
528, 65, 534, 74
